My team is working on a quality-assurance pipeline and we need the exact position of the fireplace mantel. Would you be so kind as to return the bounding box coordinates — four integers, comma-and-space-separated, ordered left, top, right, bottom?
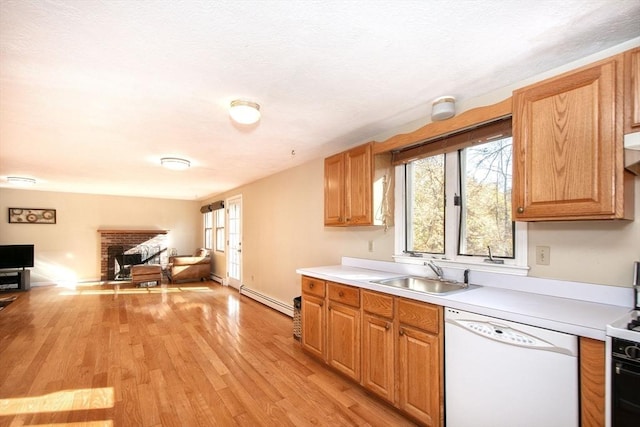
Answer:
98, 229, 169, 234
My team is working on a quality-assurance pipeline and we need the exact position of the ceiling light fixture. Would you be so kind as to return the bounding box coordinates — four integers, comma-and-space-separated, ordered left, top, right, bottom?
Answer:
160, 157, 191, 170
229, 99, 261, 125
7, 176, 36, 186
431, 96, 456, 121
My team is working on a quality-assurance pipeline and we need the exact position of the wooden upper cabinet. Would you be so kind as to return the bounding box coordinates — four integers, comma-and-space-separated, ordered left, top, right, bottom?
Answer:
324, 142, 393, 227
324, 143, 372, 226
344, 144, 373, 225
624, 47, 640, 133
513, 55, 632, 220
324, 152, 345, 225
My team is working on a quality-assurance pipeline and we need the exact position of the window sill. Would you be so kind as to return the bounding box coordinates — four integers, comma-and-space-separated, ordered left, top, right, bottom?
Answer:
392, 254, 530, 276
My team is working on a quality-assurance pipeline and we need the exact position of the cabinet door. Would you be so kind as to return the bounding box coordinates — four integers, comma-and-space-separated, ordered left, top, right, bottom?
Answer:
580, 337, 605, 427
625, 47, 640, 133
301, 294, 325, 360
362, 313, 394, 402
397, 325, 442, 426
345, 143, 372, 225
324, 152, 345, 225
327, 303, 361, 381
513, 57, 625, 220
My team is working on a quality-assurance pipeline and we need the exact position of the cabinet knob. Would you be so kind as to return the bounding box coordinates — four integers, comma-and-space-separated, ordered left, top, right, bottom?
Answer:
309, 283, 314, 289
517, 207, 524, 214
338, 291, 344, 297
328, 304, 332, 310
319, 301, 323, 307
399, 328, 404, 336
385, 322, 390, 330
346, 218, 351, 222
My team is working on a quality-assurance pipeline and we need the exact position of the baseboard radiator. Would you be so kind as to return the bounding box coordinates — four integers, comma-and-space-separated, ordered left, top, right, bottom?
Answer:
239, 285, 294, 317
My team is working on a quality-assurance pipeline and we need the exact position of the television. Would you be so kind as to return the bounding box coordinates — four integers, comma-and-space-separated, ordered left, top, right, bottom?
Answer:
0, 244, 35, 269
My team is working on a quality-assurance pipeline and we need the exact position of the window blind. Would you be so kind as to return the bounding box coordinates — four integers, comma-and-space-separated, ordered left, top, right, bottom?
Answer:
391, 117, 512, 165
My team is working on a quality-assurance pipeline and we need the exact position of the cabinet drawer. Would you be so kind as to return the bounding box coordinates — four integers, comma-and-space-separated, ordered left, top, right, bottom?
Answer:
328, 282, 360, 307
302, 276, 325, 298
362, 290, 393, 319
397, 298, 440, 334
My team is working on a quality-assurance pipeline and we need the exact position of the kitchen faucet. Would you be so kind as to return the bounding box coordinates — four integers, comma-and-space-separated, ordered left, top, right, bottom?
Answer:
426, 260, 444, 280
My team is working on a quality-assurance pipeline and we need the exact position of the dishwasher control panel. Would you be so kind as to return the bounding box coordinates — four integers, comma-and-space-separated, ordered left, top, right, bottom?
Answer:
445, 307, 577, 356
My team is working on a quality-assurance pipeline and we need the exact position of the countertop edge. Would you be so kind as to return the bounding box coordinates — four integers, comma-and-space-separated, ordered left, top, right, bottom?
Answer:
296, 266, 630, 341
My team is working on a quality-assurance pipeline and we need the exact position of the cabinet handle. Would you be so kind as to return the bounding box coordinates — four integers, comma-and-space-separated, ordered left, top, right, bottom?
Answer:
319, 301, 323, 307
346, 217, 351, 222
517, 207, 524, 214
309, 283, 314, 289
385, 322, 390, 330
338, 291, 344, 297
399, 328, 404, 336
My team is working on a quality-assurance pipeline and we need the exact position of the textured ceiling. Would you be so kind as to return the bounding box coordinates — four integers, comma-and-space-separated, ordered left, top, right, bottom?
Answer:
1, 0, 639, 200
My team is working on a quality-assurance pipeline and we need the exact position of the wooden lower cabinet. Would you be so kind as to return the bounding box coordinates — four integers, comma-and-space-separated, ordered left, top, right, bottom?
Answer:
327, 301, 361, 381
362, 312, 395, 401
301, 294, 325, 360
397, 325, 442, 426
580, 337, 605, 427
301, 279, 443, 426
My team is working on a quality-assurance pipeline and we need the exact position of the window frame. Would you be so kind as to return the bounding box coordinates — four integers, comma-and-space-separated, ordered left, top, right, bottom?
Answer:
214, 207, 225, 253
392, 120, 528, 275
204, 211, 213, 250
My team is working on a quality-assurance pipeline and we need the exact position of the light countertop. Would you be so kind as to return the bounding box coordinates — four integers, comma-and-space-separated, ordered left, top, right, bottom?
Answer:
296, 262, 632, 340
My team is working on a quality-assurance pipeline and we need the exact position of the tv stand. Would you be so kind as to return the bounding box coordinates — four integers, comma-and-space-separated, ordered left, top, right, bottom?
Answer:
0, 269, 30, 292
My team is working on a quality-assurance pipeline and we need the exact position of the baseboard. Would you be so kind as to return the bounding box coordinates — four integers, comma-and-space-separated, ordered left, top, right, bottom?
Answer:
239, 285, 294, 317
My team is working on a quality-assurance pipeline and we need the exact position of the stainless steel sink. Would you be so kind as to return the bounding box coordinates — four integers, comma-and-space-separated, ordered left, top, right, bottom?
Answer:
370, 276, 473, 295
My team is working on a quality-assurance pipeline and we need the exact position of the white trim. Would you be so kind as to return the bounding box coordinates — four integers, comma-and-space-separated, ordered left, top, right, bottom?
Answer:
239, 285, 294, 317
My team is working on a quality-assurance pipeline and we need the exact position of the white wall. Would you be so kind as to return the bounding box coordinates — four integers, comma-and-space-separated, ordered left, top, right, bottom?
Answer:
0, 188, 201, 284
204, 39, 640, 309
210, 159, 393, 304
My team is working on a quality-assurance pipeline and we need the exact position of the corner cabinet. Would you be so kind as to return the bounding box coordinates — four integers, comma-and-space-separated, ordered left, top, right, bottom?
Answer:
513, 54, 634, 221
324, 142, 393, 227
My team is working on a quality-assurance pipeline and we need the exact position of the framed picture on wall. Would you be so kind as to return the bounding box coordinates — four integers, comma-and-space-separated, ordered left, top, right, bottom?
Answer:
8, 208, 56, 224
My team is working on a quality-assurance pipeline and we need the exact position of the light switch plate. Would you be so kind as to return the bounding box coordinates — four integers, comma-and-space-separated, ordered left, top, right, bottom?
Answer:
536, 246, 550, 265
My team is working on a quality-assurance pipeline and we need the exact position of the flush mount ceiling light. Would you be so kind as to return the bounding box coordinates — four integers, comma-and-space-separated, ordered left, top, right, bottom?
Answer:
160, 157, 190, 170
7, 176, 36, 186
229, 99, 261, 125
431, 96, 456, 121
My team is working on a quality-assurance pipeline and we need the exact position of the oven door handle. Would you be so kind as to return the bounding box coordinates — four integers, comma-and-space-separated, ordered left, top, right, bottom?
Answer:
615, 364, 640, 377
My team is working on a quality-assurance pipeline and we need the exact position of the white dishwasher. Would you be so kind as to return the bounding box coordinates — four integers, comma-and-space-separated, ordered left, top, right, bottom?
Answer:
444, 307, 579, 427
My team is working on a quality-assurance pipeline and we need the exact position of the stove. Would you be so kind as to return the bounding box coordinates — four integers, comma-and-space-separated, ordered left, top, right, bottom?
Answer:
606, 310, 640, 343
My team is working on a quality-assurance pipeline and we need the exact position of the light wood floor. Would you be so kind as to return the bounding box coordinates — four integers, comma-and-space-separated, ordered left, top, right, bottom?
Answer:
0, 282, 416, 427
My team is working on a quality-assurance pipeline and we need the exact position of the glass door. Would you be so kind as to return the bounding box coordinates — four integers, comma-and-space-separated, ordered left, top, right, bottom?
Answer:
226, 195, 242, 289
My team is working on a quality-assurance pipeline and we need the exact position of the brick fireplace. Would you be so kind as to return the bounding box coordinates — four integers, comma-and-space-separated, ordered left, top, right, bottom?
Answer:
98, 229, 169, 281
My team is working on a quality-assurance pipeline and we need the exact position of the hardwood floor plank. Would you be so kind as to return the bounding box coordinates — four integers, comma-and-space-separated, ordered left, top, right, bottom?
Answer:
0, 283, 418, 426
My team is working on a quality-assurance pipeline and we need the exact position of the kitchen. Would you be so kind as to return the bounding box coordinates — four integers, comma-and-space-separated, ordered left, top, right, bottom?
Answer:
1, 2, 640, 426
294, 45, 640, 426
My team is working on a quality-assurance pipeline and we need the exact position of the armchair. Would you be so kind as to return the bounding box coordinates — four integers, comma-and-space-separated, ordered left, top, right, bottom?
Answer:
166, 248, 211, 283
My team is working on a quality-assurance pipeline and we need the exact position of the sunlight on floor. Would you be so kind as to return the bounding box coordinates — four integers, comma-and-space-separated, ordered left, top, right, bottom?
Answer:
59, 286, 214, 296
0, 387, 114, 416
24, 422, 113, 426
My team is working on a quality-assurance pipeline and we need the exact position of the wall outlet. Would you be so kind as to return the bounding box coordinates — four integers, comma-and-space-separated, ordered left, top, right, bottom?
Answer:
368, 240, 374, 252
536, 246, 550, 265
